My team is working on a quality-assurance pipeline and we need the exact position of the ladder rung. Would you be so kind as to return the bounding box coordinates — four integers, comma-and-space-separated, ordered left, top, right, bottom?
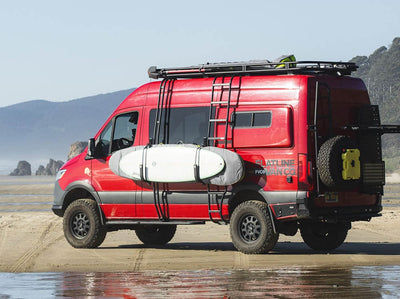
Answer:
211, 101, 229, 105
209, 119, 227, 122
213, 83, 231, 87
208, 137, 225, 140
209, 210, 222, 213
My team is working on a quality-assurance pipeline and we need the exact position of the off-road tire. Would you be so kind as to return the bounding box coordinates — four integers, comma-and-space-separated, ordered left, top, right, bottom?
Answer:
317, 136, 358, 188
300, 222, 349, 251
63, 198, 107, 248
230, 200, 279, 254
135, 225, 177, 246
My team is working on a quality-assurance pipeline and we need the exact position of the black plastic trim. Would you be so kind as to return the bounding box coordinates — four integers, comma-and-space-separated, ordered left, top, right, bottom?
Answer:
51, 205, 63, 217
140, 191, 209, 205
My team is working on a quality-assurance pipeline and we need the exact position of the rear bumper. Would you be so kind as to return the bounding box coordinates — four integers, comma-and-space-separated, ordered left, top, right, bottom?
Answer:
309, 204, 382, 221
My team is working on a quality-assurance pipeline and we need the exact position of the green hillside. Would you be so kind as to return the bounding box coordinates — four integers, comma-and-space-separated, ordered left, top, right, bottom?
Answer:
350, 37, 400, 172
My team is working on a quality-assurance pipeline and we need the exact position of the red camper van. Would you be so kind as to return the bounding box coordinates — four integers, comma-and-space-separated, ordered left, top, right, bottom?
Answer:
52, 59, 400, 254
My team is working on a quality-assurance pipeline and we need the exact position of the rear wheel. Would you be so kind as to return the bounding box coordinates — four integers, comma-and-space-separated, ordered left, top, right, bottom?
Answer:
135, 225, 177, 246
230, 200, 279, 254
63, 198, 107, 248
300, 222, 349, 251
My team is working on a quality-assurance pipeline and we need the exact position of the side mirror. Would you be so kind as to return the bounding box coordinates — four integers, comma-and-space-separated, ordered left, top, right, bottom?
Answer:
86, 138, 96, 159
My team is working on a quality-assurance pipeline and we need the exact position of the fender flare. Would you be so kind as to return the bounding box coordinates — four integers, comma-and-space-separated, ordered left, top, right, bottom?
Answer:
229, 184, 277, 234
55, 180, 105, 224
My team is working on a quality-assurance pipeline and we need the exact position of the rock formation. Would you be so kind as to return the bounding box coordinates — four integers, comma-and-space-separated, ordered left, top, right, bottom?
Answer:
10, 161, 32, 176
68, 141, 88, 160
36, 165, 46, 175
36, 159, 64, 176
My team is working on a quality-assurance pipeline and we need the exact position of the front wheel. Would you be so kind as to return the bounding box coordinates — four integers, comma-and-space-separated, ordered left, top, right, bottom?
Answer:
135, 225, 177, 246
63, 198, 107, 248
230, 200, 279, 254
300, 222, 349, 251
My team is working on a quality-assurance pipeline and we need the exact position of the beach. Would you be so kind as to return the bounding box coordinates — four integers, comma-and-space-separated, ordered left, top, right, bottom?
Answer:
1, 176, 400, 273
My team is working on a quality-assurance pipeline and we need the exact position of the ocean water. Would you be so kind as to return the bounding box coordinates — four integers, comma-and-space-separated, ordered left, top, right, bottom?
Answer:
0, 266, 399, 298
0, 160, 17, 175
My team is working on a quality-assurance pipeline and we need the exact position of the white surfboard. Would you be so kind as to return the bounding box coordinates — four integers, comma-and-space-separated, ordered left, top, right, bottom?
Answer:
109, 144, 225, 183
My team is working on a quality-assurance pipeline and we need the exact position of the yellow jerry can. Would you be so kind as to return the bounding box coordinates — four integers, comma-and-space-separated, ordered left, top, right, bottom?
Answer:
275, 55, 296, 68
342, 149, 361, 180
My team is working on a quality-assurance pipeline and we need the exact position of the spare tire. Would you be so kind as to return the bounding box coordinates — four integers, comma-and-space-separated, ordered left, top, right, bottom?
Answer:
317, 136, 359, 188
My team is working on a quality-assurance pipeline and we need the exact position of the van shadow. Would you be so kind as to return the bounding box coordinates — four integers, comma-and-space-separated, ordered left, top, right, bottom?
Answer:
112, 241, 400, 255
273, 241, 400, 255
115, 242, 235, 251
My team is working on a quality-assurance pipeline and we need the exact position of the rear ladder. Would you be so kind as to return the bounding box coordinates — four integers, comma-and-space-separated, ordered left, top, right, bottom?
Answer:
205, 76, 240, 224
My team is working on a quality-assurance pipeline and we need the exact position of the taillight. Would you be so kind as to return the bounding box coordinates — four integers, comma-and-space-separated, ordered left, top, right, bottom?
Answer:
298, 154, 311, 190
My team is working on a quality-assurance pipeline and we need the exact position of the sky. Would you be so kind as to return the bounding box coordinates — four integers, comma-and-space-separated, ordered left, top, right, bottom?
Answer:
0, 0, 399, 108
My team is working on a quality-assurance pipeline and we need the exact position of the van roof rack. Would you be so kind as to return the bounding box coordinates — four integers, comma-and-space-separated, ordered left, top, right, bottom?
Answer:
148, 60, 358, 79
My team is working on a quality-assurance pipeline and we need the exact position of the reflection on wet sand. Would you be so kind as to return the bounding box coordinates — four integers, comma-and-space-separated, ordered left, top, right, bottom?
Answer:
43, 266, 398, 298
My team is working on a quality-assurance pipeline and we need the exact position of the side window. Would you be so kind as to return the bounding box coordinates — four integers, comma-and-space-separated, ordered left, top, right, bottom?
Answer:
234, 111, 272, 128
95, 112, 139, 157
111, 112, 138, 152
149, 107, 208, 145
232, 107, 292, 148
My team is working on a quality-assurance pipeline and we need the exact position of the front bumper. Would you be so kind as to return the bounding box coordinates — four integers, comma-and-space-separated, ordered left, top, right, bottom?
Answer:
52, 180, 65, 217
52, 205, 64, 217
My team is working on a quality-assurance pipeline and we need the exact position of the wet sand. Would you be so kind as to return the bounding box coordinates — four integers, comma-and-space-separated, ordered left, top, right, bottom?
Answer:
0, 176, 400, 273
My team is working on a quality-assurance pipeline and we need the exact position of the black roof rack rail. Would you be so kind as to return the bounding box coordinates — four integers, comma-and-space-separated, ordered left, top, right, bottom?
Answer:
148, 60, 358, 79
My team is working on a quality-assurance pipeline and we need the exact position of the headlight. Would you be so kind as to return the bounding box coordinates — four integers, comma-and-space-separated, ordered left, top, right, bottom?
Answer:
56, 169, 67, 181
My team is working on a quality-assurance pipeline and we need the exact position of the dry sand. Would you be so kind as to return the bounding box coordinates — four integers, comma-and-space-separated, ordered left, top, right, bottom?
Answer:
0, 176, 400, 273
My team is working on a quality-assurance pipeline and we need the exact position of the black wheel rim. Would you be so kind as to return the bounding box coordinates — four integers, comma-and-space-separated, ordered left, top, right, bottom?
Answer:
238, 214, 261, 243
70, 211, 90, 239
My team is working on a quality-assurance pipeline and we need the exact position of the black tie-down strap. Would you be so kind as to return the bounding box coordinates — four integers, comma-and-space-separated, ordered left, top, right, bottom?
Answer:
193, 146, 203, 183
139, 144, 151, 183
153, 182, 170, 221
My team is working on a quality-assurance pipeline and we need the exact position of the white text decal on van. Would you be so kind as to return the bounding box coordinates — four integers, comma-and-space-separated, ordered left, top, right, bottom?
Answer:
255, 159, 296, 176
